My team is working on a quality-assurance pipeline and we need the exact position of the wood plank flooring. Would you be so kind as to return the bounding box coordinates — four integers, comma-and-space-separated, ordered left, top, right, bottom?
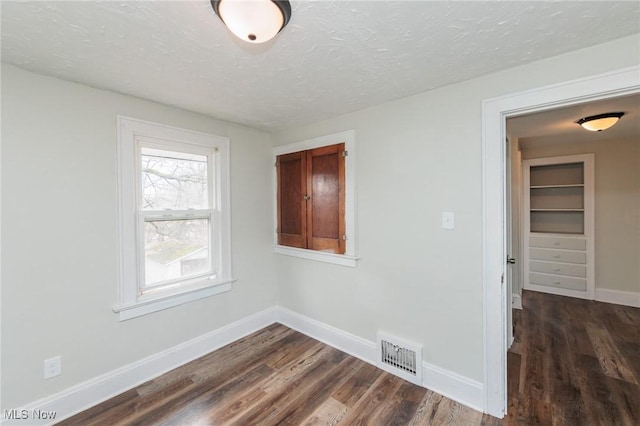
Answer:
57, 324, 489, 425
505, 290, 640, 425
58, 291, 639, 425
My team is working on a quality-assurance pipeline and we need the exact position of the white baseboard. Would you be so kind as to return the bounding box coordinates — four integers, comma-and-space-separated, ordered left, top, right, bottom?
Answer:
595, 288, 640, 308
6, 305, 485, 424
422, 362, 484, 412
276, 306, 377, 363
3, 307, 277, 426
277, 306, 484, 412
512, 293, 522, 310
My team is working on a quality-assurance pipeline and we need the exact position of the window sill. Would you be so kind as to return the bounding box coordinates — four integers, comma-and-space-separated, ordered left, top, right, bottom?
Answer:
274, 245, 359, 267
113, 279, 235, 321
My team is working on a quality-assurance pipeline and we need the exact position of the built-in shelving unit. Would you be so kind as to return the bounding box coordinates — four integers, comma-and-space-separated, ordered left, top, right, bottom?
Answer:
523, 154, 595, 299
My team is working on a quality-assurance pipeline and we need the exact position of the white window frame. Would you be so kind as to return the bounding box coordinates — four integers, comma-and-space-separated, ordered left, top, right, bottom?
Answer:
114, 116, 233, 320
273, 130, 358, 267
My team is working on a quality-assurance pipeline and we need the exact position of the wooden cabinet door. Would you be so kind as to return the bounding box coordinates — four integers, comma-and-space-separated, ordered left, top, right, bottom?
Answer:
277, 151, 307, 248
307, 143, 345, 254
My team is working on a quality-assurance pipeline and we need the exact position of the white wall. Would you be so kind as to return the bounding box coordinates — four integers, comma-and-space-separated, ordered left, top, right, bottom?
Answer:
522, 138, 640, 294
273, 34, 640, 382
2, 32, 638, 412
0, 64, 276, 408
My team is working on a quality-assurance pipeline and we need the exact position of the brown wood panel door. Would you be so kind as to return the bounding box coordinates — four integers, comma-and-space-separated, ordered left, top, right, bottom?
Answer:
306, 143, 346, 254
277, 151, 307, 248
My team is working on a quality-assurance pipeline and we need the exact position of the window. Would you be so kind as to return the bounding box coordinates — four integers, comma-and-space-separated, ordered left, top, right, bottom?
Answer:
115, 116, 232, 320
274, 131, 358, 267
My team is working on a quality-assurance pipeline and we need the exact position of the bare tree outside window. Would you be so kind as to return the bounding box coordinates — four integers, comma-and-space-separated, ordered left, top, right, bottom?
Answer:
141, 148, 212, 286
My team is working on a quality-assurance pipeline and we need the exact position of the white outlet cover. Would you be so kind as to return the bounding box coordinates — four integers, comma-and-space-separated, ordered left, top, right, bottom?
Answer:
44, 356, 61, 379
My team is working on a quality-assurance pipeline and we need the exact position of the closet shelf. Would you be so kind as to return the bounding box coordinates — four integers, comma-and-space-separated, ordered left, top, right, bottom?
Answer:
523, 154, 593, 299
530, 209, 584, 212
530, 184, 584, 189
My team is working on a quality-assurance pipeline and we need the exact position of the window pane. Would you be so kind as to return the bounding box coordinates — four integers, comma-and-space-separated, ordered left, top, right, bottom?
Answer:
141, 147, 208, 210
144, 219, 211, 286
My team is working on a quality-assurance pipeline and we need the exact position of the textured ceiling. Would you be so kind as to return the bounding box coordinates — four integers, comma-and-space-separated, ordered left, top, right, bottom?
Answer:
2, 1, 639, 131
508, 93, 640, 149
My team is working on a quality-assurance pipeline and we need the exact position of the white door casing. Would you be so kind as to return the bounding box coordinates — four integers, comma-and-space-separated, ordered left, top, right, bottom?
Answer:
481, 65, 640, 418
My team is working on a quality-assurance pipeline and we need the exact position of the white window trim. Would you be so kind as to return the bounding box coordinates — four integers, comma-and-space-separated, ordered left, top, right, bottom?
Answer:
114, 116, 233, 320
273, 130, 358, 267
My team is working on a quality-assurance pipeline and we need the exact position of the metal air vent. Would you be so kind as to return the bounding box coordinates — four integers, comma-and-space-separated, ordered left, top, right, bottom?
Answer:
377, 332, 423, 386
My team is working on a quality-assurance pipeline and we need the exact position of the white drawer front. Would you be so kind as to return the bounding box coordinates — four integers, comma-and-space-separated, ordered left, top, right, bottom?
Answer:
529, 248, 586, 264
530, 260, 587, 278
530, 273, 587, 291
529, 236, 586, 251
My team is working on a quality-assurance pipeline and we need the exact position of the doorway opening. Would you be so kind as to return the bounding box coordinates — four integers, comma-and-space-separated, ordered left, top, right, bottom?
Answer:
507, 93, 639, 305
503, 92, 640, 422
481, 65, 640, 418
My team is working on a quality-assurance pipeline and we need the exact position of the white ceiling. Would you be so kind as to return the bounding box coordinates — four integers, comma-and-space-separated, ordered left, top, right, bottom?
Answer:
508, 93, 640, 149
2, 1, 639, 132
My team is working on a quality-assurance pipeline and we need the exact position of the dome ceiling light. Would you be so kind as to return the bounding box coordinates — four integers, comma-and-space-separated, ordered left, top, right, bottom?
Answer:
576, 112, 625, 132
211, 0, 292, 44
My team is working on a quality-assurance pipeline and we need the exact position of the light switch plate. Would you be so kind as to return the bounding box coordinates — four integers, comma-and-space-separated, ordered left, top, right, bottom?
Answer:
442, 212, 455, 230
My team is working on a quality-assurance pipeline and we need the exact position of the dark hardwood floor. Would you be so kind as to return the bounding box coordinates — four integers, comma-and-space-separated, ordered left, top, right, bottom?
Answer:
57, 324, 491, 425
506, 290, 640, 425
58, 291, 639, 425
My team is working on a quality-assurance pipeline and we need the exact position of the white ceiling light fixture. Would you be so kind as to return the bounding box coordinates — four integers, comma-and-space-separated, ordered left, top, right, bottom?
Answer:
211, 0, 292, 44
576, 112, 625, 132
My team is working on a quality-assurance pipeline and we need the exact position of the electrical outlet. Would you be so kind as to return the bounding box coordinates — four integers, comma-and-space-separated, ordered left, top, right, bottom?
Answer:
44, 356, 61, 379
